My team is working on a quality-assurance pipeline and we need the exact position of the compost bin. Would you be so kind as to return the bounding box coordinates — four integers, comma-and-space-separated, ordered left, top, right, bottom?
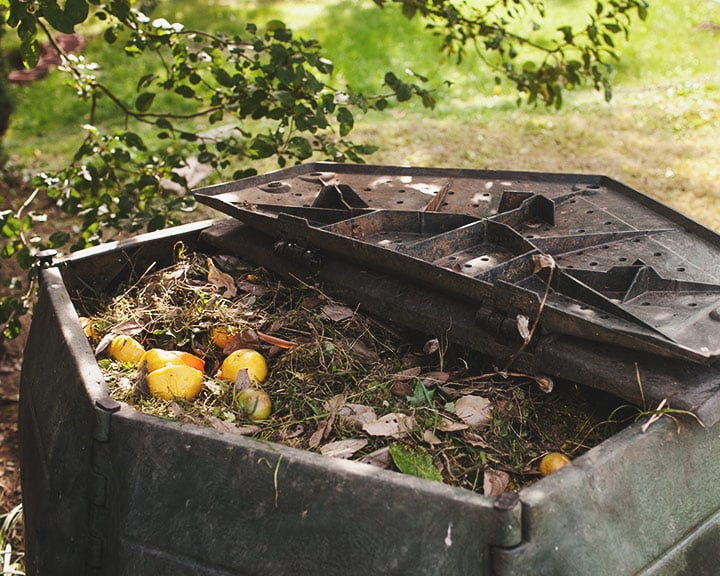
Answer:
20, 163, 720, 575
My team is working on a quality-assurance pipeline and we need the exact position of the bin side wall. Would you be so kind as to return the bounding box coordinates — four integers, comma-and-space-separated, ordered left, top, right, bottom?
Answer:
101, 408, 518, 576
493, 418, 720, 575
20, 268, 106, 574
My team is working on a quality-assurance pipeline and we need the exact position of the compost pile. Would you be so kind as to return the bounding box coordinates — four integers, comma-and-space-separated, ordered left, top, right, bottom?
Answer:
81, 246, 626, 494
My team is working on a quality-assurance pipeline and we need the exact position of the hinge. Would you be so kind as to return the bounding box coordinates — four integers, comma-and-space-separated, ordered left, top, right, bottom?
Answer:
87, 397, 121, 573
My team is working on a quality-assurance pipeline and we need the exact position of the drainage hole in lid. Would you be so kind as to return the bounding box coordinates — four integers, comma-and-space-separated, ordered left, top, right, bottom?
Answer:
398, 189, 406, 193
577, 229, 585, 233
266, 181, 283, 188
396, 200, 404, 204
589, 262, 598, 266
294, 192, 303, 196
364, 187, 372, 191
482, 192, 491, 197
480, 256, 490, 261
688, 302, 698, 307
654, 252, 662, 256
472, 203, 480, 208
604, 221, 613, 225
677, 267, 686, 272
448, 190, 455, 195
641, 302, 651, 306
587, 209, 595, 214
633, 238, 642, 242
619, 257, 628, 262
601, 245, 610, 250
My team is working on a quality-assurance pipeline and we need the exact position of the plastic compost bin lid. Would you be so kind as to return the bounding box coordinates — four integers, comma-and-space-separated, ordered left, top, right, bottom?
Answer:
195, 162, 720, 422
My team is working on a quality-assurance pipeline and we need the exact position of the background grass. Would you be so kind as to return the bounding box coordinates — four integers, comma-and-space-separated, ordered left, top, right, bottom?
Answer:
3, 0, 720, 226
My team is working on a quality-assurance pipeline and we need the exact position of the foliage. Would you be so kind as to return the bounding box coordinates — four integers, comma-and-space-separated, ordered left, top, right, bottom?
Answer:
375, 0, 649, 107
0, 0, 649, 340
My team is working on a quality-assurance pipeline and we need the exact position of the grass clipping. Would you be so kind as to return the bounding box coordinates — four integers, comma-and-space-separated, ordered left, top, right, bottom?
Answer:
85, 247, 625, 494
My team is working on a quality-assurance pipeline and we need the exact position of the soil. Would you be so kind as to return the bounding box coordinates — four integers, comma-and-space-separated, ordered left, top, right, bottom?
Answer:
0, 322, 23, 515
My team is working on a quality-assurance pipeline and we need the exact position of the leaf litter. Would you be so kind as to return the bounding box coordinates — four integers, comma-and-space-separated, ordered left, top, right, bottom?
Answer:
80, 247, 629, 494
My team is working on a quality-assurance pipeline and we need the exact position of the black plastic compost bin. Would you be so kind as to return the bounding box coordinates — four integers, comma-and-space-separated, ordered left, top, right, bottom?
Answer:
20, 163, 720, 575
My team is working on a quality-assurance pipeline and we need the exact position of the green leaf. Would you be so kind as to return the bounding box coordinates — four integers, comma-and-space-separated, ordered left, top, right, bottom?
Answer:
287, 136, 312, 160
135, 92, 155, 112
406, 379, 435, 407
48, 231, 71, 248
248, 134, 277, 159
42, 1, 76, 33
336, 107, 354, 137
65, 0, 89, 24
121, 131, 146, 150
389, 444, 443, 482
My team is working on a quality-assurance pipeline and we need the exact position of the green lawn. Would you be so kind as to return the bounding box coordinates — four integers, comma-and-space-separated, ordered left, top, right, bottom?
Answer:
4, 0, 720, 226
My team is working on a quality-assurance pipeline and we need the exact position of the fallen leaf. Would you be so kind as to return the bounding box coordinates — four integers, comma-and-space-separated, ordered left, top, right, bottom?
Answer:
533, 374, 554, 393
389, 444, 443, 482
308, 424, 326, 450
423, 429, 443, 445
322, 303, 354, 322
436, 416, 469, 432
422, 371, 450, 387
455, 395, 492, 427
483, 469, 510, 497
320, 439, 369, 459
362, 412, 416, 437
359, 446, 392, 468
348, 339, 380, 363
463, 432, 490, 448
533, 253, 556, 272
423, 338, 440, 354
222, 329, 258, 354
233, 368, 252, 391
207, 257, 237, 297
516, 314, 531, 343
391, 367, 422, 381
390, 380, 414, 398
339, 403, 377, 429
309, 394, 346, 449
111, 318, 146, 336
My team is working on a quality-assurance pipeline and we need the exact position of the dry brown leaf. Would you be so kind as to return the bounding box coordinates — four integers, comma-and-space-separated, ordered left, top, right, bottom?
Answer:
391, 366, 422, 381
423, 429, 443, 445
321, 303, 355, 322
423, 338, 440, 354
463, 432, 490, 448
362, 412, 416, 437
348, 339, 380, 363
455, 395, 492, 427
436, 416, 469, 432
359, 446, 392, 468
339, 403, 377, 429
483, 469, 510, 497
233, 368, 252, 391
308, 423, 326, 450
533, 375, 554, 393
207, 257, 237, 297
422, 371, 450, 386
309, 394, 347, 449
319, 439, 369, 459
533, 253, 556, 272
516, 314, 531, 343
222, 329, 258, 355
390, 380, 414, 398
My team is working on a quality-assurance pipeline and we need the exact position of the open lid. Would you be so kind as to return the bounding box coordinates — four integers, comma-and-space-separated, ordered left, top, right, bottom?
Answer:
195, 162, 720, 423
